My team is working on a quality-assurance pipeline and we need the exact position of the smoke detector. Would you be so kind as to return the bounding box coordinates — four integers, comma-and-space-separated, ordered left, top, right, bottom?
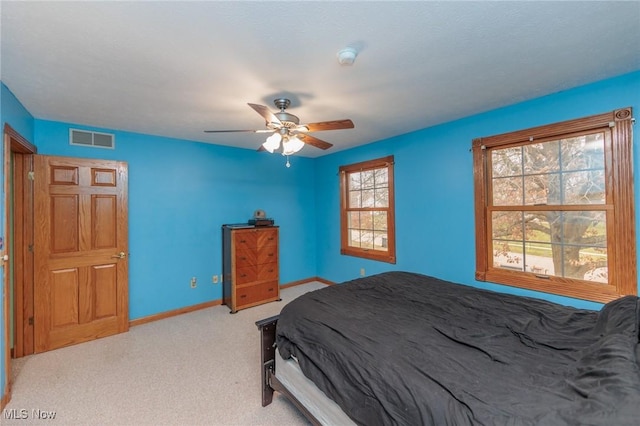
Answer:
337, 47, 358, 66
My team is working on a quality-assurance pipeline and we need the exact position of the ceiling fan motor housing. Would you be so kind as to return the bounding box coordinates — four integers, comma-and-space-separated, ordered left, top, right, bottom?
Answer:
272, 98, 299, 128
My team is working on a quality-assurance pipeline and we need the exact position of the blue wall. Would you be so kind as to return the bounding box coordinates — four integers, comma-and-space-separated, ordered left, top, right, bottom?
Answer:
33, 120, 318, 319
315, 71, 640, 311
0, 82, 35, 405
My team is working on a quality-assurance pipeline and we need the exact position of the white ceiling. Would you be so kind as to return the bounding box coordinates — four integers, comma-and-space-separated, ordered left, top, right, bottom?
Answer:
2, 1, 639, 157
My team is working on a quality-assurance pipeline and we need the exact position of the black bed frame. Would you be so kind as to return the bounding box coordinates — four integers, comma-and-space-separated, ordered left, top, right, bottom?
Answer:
256, 315, 323, 426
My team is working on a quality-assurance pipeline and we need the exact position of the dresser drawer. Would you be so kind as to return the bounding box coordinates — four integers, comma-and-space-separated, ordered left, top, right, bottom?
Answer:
233, 231, 257, 250
235, 248, 256, 268
257, 247, 278, 264
236, 281, 278, 307
257, 263, 278, 281
257, 228, 278, 247
235, 266, 257, 285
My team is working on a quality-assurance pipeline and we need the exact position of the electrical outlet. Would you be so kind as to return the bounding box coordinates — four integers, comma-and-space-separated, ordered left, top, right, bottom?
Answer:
212, 275, 219, 284
360, 268, 365, 277
190, 277, 197, 288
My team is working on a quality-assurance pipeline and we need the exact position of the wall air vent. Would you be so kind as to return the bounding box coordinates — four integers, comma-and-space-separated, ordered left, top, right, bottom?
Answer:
69, 129, 115, 149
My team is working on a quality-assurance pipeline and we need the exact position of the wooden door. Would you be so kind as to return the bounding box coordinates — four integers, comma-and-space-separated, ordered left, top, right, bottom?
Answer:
33, 155, 129, 353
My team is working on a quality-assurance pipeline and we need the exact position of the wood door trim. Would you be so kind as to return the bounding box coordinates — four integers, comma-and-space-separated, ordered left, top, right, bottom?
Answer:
11, 153, 35, 358
2, 124, 36, 409
4, 124, 36, 154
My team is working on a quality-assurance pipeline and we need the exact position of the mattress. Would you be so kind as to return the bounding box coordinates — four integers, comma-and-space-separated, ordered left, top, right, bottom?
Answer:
275, 350, 356, 426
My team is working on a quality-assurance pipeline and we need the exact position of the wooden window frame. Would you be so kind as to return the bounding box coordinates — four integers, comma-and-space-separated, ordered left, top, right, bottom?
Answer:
472, 107, 636, 303
340, 155, 396, 264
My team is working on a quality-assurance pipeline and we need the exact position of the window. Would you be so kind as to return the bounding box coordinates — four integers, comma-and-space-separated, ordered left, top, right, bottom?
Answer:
340, 155, 396, 263
473, 108, 636, 303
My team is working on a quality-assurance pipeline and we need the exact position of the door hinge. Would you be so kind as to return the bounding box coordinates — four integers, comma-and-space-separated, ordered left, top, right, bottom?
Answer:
28, 171, 35, 181
28, 317, 34, 326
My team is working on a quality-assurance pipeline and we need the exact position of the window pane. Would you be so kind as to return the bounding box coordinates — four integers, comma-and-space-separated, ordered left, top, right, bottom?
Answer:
349, 172, 362, 190
348, 229, 361, 248
361, 170, 375, 189
492, 211, 524, 270
360, 231, 374, 248
524, 241, 553, 275
348, 211, 361, 228
492, 177, 523, 206
374, 168, 388, 185
374, 188, 388, 207
562, 211, 606, 248
523, 141, 560, 174
373, 211, 388, 231
492, 239, 524, 271
361, 189, 375, 207
373, 232, 389, 251
524, 174, 560, 205
492, 147, 522, 177
552, 211, 608, 282
582, 246, 608, 283
561, 134, 605, 171
563, 170, 605, 204
524, 212, 552, 243
360, 211, 374, 230
492, 211, 523, 240
349, 190, 361, 208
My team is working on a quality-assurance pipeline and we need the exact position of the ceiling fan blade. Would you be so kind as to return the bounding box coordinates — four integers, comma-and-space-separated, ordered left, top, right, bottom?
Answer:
297, 133, 333, 150
203, 129, 273, 133
257, 145, 266, 152
248, 103, 282, 126
302, 119, 354, 132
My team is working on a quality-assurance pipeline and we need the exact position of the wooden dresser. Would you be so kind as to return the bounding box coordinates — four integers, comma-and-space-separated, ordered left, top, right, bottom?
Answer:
222, 225, 280, 313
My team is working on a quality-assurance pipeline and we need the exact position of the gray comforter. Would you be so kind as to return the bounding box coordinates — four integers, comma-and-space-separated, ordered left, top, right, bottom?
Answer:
276, 271, 640, 425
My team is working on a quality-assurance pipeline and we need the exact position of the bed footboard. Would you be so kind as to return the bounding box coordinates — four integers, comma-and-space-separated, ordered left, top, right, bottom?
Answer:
255, 315, 329, 426
256, 315, 279, 407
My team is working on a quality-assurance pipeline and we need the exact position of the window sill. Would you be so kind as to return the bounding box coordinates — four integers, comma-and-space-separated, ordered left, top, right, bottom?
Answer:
341, 248, 396, 264
478, 269, 621, 303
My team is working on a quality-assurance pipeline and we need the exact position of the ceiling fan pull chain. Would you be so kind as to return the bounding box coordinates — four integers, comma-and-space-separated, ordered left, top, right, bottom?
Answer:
285, 156, 291, 168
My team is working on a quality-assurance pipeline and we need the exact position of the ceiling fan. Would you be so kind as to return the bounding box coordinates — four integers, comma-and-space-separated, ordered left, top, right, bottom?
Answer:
204, 98, 354, 155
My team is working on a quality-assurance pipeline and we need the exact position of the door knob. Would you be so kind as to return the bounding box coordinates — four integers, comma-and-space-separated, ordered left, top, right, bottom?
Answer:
112, 251, 126, 259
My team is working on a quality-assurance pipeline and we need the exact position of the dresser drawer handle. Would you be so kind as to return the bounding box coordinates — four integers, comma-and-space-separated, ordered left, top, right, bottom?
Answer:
268, 288, 274, 292
240, 294, 247, 299
240, 239, 246, 243
268, 237, 274, 240
268, 253, 274, 257
268, 269, 274, 273
240, 274, 247, 278
240, 257, 246, 260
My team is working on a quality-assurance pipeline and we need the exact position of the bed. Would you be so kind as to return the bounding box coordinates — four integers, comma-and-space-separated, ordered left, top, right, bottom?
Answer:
256, 271, 640, 425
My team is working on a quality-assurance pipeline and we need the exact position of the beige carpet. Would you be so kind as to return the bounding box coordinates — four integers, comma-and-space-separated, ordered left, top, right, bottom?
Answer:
5, 282, 328, 425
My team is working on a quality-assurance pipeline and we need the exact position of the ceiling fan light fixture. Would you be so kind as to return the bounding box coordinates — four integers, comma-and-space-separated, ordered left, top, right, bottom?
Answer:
282, 136, 305, 155
263, 133, 282, 153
